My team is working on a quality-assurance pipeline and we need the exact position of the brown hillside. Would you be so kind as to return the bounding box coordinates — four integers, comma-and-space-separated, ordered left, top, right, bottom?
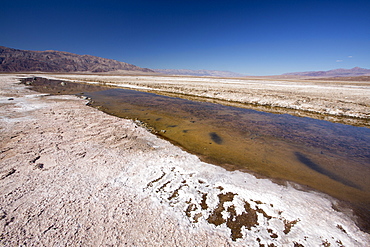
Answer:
0, 46, 153, 73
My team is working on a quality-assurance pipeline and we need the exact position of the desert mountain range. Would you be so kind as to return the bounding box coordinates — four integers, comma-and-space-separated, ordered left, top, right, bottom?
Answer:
282, 67, 370, 77
1, 46, 369, 77
0, 46, 153, 73
153, 69, 245, 77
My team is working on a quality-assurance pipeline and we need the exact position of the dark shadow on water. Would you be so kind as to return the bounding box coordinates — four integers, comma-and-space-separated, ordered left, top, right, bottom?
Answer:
210, 132, 223, 144
295, 152, 361, 190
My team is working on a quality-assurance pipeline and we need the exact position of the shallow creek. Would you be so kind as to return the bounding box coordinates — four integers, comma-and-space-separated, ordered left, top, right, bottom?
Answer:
23, 77, 370, 222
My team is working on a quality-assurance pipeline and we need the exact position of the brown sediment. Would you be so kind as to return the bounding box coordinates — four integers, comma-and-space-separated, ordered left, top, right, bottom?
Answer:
207, 192, 236, 226
225, 202, 259, 241
200, 193, 208, 210
168, 184, 187, 200
0, 168, 16, 180
284, 219, 300, 234
157, 181, 171, 193
206, 192, 271, 241
256, 206, 272, 220
185, 203, 197, 218
147, 172, 166, 187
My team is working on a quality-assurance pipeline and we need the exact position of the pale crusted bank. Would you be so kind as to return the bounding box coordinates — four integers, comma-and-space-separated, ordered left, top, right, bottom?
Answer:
0, 74, 369, 246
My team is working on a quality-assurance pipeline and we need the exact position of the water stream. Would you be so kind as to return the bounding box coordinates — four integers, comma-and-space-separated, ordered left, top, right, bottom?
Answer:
23, 77, 370, 227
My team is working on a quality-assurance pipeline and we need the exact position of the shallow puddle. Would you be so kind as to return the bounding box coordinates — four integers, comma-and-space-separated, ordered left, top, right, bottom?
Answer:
22, 77, 370, 228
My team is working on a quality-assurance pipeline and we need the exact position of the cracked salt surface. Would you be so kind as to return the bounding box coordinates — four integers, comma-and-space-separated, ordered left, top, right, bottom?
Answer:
115, 146, 369, 246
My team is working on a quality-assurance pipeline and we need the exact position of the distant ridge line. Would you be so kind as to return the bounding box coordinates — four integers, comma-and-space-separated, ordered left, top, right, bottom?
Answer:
153, 69, 245, 77
282, 67, 370, 77
0, 46, 153, 73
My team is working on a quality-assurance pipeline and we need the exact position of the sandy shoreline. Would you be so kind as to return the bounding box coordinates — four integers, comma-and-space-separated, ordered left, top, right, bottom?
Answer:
1, 74, 369, 246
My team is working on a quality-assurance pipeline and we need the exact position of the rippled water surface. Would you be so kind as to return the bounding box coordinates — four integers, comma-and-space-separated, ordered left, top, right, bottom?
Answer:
24, 77, 370, 225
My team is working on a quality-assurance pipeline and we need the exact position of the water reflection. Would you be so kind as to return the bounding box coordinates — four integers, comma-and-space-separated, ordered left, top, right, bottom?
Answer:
84, 88, 370, 207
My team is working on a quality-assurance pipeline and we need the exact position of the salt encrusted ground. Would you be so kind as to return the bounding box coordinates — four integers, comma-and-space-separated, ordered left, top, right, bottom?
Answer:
1, 74, 369, 246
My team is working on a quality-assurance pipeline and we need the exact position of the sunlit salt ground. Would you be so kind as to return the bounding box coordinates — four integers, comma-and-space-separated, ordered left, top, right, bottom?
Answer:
7, 74, 370, 246
114, 145, 369, 246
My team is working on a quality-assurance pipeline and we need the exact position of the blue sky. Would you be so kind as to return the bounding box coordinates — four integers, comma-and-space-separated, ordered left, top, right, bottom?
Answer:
2, 0, 369, 75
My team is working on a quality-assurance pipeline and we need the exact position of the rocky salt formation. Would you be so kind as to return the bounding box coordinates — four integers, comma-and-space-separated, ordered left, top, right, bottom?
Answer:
0, 74, 369, 246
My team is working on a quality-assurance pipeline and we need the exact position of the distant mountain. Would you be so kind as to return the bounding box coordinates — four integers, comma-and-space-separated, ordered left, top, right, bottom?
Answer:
0, 46, 153, 73
282, 67, 370, 77
153, 69, 245, 77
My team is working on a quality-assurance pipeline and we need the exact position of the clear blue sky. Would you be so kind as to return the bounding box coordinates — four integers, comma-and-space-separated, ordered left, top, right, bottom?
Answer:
1, 0, 369, 75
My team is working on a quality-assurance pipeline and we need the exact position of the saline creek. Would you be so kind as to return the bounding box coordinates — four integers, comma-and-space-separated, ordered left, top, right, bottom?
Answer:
22, 77, 370, 228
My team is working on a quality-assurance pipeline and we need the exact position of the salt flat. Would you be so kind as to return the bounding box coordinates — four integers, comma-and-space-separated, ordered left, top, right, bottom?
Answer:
1, 74, 369, 246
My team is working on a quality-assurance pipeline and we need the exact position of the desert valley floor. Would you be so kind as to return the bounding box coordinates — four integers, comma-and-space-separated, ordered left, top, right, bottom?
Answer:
1, 74, 369, 246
